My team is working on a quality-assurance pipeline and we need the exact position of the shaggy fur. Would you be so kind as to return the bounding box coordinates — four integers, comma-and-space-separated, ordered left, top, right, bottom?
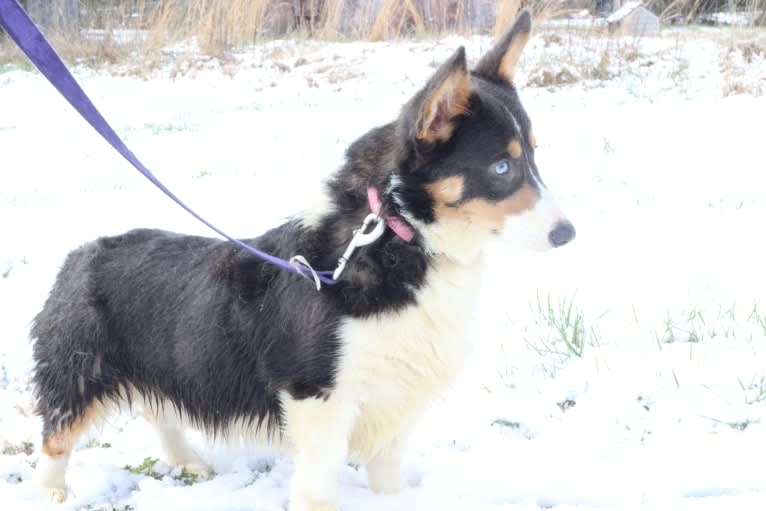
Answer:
31, 10, 575, 510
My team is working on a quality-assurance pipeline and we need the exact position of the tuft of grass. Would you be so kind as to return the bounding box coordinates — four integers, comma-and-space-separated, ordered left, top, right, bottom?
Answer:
491, 418, 534, 439
1, 441, 34, 456
123, 456, 205, 485
142, 121, 193, 135
0, 61, 30, 74
748, 304, 766, 336
657, 301, 758, 346
720, 38, 765, 96
84, 505, 135, 511
492, 418, 521, 429
537, 292, 587, 357
522, 291, 600, 376
738, 376, 766, 405
527, 65, 579, 87
527, 29, 648, 89
1, 257, 28, 279
124, 456, 163, 480
656, 310, 701, 344
587, 50, 612, 81
174, 467, 201, 486
86, 439, 112, 449
704, 415, 760, 431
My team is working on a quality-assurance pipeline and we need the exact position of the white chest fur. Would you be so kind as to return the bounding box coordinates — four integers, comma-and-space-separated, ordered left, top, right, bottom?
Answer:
335, 256, 483, 461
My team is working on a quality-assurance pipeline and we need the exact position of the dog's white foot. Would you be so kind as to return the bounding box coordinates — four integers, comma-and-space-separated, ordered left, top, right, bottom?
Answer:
288, 494, 337, 511
150, 419, 213, 480
37, 453, 71, 503
367, 467, 406, 494
43, 487, 67, 503
366, 436, 407, 494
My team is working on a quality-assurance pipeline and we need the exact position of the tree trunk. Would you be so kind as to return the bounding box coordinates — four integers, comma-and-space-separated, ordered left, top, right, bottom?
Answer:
26, 0, 80, 35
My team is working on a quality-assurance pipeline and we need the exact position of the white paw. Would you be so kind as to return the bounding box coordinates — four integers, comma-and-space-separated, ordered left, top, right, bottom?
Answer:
368, 473, 406, 494
367, 462, 407, 494
43, 487, 67, 503
288, 494, 337, 511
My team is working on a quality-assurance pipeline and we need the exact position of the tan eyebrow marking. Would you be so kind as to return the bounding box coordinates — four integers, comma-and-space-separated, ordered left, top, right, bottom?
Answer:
508, 139, 523, 159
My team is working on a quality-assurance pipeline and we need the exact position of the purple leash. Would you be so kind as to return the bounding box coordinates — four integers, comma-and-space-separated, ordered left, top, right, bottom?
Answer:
0, 0, 338, 287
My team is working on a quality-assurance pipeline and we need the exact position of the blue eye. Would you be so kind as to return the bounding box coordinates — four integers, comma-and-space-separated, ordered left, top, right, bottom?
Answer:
494, 161, 510, 175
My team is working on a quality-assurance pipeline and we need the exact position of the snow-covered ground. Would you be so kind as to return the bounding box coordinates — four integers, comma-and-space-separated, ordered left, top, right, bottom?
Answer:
1, 28, 766, 510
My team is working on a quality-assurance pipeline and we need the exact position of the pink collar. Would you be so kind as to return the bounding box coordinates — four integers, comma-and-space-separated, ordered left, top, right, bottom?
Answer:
367, 187, 415, 243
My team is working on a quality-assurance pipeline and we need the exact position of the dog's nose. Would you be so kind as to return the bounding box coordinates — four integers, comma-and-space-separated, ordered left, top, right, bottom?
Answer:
549, 221, 576, 248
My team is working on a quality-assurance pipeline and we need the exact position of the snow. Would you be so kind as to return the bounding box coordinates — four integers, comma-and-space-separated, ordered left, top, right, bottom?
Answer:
2, 28, 766, 510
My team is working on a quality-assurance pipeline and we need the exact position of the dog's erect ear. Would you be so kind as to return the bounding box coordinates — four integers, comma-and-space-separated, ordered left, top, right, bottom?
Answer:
473, 9, 532, 83
413, 47, 471, 145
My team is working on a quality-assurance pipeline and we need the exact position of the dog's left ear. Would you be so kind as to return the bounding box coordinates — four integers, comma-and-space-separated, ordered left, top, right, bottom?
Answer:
411, 47, 471, 145
473, 9, 532, 83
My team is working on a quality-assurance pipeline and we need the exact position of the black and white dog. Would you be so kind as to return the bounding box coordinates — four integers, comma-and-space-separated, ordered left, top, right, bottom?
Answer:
32, 10, 574, 510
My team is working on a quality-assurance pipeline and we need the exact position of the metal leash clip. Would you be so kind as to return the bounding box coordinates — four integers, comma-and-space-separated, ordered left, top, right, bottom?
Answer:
333, 213, 386, 280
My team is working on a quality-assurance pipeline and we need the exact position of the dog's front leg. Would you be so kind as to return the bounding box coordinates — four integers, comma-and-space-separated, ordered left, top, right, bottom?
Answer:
284, 393, 356, 511
366, 433, 408, 494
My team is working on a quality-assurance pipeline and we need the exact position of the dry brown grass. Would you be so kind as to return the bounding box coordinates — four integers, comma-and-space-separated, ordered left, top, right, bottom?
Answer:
491, 0, 523, 37
369, 0, 426, 41
145, 0, 271, 54
3, 0, 763, 87
720, 38, 765, 95
0, 0, 667, 76
649, 0, 766, 24
2, 0, 580, 60
0, 30, 132, 68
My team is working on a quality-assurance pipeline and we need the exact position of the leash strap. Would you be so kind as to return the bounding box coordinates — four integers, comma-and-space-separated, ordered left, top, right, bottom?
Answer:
0, 0, 338, 286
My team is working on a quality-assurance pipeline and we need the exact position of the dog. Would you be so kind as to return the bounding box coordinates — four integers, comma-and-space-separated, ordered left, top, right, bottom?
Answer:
31, 10, 574, 510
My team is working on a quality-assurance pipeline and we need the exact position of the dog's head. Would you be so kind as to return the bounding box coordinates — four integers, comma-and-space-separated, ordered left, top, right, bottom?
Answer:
390, 10, 575, 262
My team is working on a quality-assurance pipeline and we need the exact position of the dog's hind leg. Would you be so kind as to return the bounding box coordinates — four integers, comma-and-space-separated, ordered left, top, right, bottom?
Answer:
37, 402, 103, 503
143, 407, 213, 479
31, 244, 118, 502
33, 337, 112, 502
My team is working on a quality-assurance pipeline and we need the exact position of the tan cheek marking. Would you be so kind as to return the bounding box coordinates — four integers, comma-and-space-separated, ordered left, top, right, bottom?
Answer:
431, 184, 539, 230
499, 30, 531, 82
499, 184, 539, 216
528, 131, 537, 149
508, 139, 523, 159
